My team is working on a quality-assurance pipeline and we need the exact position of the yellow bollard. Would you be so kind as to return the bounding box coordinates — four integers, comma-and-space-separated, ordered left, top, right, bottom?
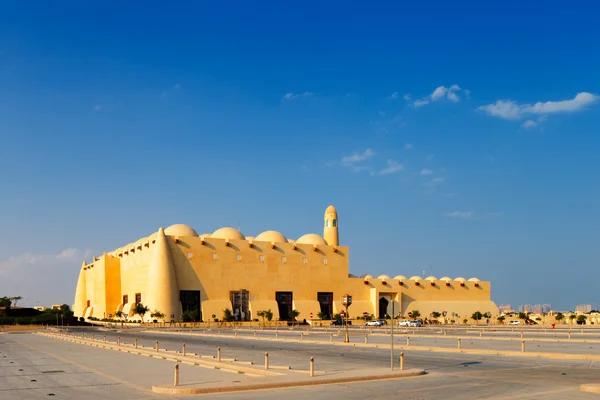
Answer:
174, 364, 179, 386
118, 336, 120, 346
265, 352, 269, 370
407, 337, 410, 346
217, 347, 221, 362
400, 352, 405, 370
103, 335, 106, 343
92, 334, 95, 341
309, 357, 315, 377
135, 338, 138, 349
569, 332, 572, 340
156, 341, 159, 352
458, 338, 461, 350
365, 335, 368, 344
182, 343, 186, 356
522, 340, 525, 353
275, 331, 278, 339
330, 333, 333, 342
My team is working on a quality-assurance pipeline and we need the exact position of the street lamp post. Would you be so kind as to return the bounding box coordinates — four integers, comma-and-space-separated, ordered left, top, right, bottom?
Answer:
341, 294, 352, 343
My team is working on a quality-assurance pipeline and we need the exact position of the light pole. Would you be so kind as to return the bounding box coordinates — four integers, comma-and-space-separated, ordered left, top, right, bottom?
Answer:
341, 294, 352, 343
390, 296, 395, 370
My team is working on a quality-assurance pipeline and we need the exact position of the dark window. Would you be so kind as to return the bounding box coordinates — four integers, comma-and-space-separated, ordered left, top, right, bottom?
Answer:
276, 292, 293, 321
230, 290, 250, 321
333, 219, 337, 227
123, 295, 128, 305
379, 297, 389, 319
135, 293, 141, 304
317, 292, 333, 319
86, 300, 90, 307
180, 290, 201, 322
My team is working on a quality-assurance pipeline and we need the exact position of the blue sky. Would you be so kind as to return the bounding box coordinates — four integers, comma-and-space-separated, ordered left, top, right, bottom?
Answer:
1, 2, 599, 310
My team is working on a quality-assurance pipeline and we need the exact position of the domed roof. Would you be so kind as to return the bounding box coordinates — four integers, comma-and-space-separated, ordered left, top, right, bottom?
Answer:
454, 277, 467, 282
468, 277, 480, 283
165, 224, 199, 237
287, 238, 296, 244
393, 275, 407, 281
245, 236, 255, 241
425, 276, 437, 281
212, 227, 245, 240
199, 233, 211, 238
362, 274, 373, 280
254, 230, 288, 243
377, 274, 390, 281
439, 276, 452, 282
325, 204, 337, 214
409, 276, 423, 281
296, 233, 328, 246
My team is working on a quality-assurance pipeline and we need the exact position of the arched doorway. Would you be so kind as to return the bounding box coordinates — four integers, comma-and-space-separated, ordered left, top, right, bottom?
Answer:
379, 297, 389, 319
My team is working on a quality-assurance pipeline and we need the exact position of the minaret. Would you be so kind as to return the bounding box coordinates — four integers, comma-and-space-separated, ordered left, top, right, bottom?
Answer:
73, 261, 87, 317
145, 227, 180, 322
323, 204, 339, 246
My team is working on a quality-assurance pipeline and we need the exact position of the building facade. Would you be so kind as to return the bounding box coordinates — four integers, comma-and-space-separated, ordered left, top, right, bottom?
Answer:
73, 205, 497, 322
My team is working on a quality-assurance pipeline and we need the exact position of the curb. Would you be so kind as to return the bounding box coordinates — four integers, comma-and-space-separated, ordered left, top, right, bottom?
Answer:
580, 383, 600, 393
152, 368, 425, 395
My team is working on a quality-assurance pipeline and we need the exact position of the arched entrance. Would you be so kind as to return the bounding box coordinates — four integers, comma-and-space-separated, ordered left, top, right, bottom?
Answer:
378, 297, 389, 319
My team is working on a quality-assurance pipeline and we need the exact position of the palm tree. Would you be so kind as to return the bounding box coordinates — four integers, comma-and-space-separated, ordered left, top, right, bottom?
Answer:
431, 311, 441, 320
150, 310, 165, 324
555, 312, 564, 323
289, 309, 300, 322
471, 311, 483, 324
569, 314, 577, 325
133, 303, 149, 323
115, 311, 124, 328
577, 314, 587, 325
410, 310, 421, 319
497, 316, 506, 324
11, 296, 22, 307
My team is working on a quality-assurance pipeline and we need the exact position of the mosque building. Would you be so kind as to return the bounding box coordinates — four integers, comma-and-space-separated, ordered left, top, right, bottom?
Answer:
73, 205, 497, 323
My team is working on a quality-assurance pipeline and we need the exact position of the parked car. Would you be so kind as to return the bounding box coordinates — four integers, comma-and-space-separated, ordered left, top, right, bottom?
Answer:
398, 320, 421, 327
510, 320, 521, 325
331, 319, 352, 326
377, 319, 388, 325
365, 320, 384, 326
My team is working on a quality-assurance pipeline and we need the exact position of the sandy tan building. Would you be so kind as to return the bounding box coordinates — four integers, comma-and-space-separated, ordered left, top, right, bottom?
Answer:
73, 205, 497, 323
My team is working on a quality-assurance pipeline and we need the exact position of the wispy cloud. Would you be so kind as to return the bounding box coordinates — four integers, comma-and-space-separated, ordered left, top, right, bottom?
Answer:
444, 211, 473, 220
403, 94, 411, 101
371, 115, 406, 134
424, 177, 446, 186
404, 143, 414, 150
411, 84, 467, 108
478, 92, 599, 120
0, 248, 95, 306
341, 149, 375, 164
282, 92, 314, 100
388, 92, 399, 100
420, 168, 433, 175
379, 160, 404, 175
521, 120, 537, 129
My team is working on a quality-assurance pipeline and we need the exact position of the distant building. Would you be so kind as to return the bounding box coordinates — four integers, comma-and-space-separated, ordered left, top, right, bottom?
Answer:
576, 304, 592, 313
33, 306, 47, 312
498, 305, 513, 314
518, 304, 551, 314
51, 304, 62, 310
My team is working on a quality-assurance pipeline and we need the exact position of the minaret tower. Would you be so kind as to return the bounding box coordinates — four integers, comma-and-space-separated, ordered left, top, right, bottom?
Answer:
323, 204, 339, 246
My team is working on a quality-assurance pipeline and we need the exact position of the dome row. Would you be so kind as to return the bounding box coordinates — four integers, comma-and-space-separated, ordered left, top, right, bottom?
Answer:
364, 275, 480, 283
164, 224, 328, 246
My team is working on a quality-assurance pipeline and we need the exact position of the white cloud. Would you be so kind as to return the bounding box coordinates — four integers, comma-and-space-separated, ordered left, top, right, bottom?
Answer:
282, 92, 313, 100
341, 149, 375, 164
420, 168, 433, 175
388, 92, 399, 100
412, 84, 466, 108
0, 248, 95, 306
404, 143, 414, 150
413, 99, 430, 108
521, 120, 537, 129
445, 211, 473, 220
379, 160, 404, 175
403, 94, 411, 101
477, 100, 522, 120
424, 177, 446, 186
478, 92, 599, 120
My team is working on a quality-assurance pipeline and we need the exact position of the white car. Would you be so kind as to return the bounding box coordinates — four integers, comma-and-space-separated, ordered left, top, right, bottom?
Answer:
365, 320, 384, 326
398, 320, 421, 327
510, 320, 521, 325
